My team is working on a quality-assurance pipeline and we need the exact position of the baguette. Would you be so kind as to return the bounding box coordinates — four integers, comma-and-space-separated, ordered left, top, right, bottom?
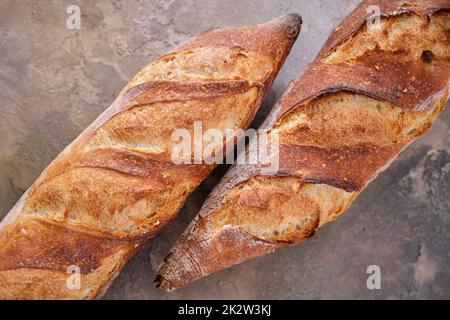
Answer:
0, 14, 302, 299
156, 0, 450, 291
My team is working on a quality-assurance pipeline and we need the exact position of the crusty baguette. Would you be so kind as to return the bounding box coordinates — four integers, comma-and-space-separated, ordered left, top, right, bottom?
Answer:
156, 0, 450, 291
0, 14, 302, 299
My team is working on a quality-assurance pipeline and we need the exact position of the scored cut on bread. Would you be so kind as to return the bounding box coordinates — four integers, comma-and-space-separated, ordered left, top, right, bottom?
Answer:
0, 14, 302, 299
155, 0, 450, 292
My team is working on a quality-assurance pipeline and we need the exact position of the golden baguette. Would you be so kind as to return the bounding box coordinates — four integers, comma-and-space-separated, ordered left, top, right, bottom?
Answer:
0, 14, 302, 299
156, 0, 450, 291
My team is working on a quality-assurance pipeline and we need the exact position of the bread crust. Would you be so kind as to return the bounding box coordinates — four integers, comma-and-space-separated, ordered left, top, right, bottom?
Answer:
0, 15, 302, 299
156, 0, 450, 291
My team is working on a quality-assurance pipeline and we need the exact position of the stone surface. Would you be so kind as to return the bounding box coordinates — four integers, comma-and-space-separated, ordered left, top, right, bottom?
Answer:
0, 0, 449, 300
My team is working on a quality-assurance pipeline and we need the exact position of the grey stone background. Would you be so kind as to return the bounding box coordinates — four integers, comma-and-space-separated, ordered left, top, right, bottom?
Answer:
0, 0, 449, 299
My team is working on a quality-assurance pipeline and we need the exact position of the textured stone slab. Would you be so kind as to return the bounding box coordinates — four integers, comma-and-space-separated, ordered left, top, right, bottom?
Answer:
0, 0, 449, 299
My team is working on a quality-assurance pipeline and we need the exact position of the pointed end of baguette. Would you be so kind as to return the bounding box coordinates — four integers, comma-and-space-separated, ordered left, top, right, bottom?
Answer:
154, 243, 196, 292
178, 13, 302, 67
154, 273, 174, 292
272, 13, 302, 40
155, 226, 281, 292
